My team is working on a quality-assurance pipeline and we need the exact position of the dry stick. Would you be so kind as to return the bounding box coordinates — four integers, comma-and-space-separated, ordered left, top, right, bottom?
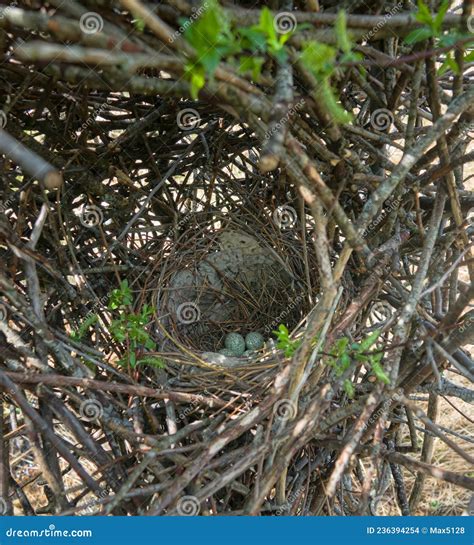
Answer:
425, 51, 474, 284
384, 450, 474, 492
44, 392, 126, 496
0, 370, 102, 495
244, 383, 335, 515
145, 365, 292, 515
228, 8, 461, 29
0, 399, 12, 515
0, 6, 144, 53
14, 42, 182, 72
259, 51, 294, 172
4, 372, 227, 409
120, 0, 192, 54
0, 129, 63, 189
277, 195, 337, 504
104, 452, 157, 515
325, 386, 383, 498
409, 393, 438, 512
387, 187, 447, 387
333, 86, 474, 282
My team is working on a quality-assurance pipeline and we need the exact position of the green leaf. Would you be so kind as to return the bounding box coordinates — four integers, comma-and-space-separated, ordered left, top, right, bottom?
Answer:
415, 0, 433, 27
358, 329, 381, 352
404, 26, 433, 44
238, 27, 267, 52
332, 337, 349, 356
335, 11, 352, 54
319, 77, 353, 124
301, 40, 337, 78
258, 7, 277, 44
129, 351, 137, 368
137, 356, 166, 369
438, 54, 460, 75
343, 379, 355, 399
186, 64, 206, 99
433, 0, 450, 34
133, 17, 145, 33
70, 313, 98, 340
239, 55, 264, 80
371, 360, 391, 385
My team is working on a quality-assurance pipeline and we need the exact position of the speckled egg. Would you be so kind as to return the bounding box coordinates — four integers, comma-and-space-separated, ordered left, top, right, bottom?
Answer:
245, 332, 265, 351
224, 333, 246, 356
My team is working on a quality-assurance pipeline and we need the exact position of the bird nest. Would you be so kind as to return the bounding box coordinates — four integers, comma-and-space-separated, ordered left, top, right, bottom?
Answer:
1, 0, 473, 518
147, 199, 317, 354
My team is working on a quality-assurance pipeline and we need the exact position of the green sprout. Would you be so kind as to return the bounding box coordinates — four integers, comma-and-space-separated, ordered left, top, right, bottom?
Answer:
272, 324, 302, 357
69, 280, 165, 371
327, 330, 390, 399
404, 0, 474, 75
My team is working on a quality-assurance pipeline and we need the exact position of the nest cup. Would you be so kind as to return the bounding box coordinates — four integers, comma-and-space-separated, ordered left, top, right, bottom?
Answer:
147, 175, 318, 354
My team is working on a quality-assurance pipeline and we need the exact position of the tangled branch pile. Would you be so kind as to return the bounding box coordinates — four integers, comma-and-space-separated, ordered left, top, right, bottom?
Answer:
0, 0, 473, 516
